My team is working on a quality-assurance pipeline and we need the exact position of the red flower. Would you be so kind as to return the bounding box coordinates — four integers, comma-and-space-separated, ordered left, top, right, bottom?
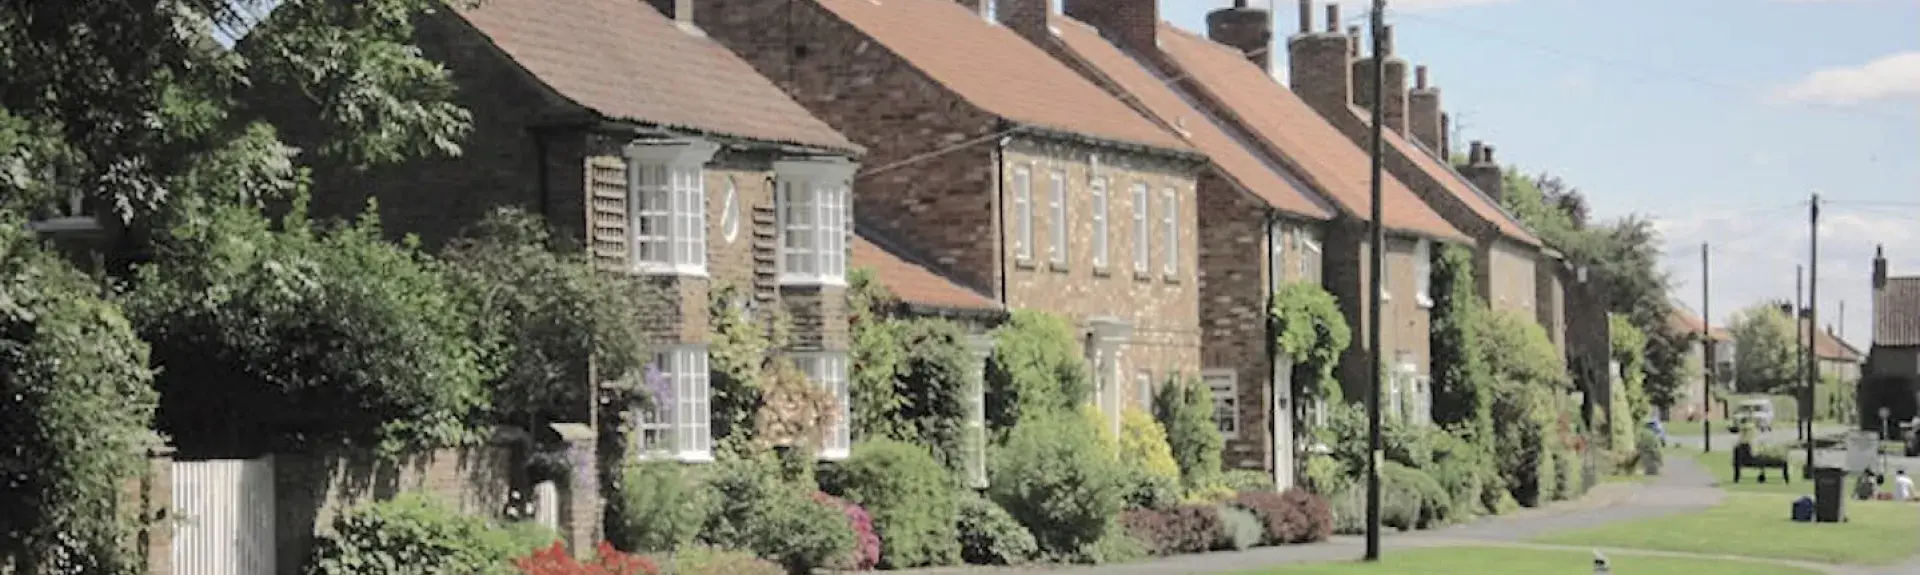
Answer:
513, 541, 660, 575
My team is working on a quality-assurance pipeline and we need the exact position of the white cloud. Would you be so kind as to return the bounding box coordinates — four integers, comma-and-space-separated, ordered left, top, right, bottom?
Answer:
1656, 207, 1920, 349
1776, 52, 1920, 105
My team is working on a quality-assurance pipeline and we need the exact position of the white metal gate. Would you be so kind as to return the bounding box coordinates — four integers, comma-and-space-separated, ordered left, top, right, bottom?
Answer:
172, 457, 276, 575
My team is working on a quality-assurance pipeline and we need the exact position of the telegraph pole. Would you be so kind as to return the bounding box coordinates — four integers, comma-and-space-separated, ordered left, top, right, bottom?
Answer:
1806, 194, 1821, 476
1796, 265, 1805, 442
1363, 0, 1388, 562
1702, 243, 1712, 453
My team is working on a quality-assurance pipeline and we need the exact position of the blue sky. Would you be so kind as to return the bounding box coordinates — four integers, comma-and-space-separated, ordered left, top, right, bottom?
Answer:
1159, 0, 1920, 348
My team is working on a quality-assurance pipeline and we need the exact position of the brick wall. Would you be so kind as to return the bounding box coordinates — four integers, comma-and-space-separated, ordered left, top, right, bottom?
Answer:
1195, 172, 1272, 469
699, 0, 1006, 298
129, 447, 175, 575
1324, 220, 1431, 401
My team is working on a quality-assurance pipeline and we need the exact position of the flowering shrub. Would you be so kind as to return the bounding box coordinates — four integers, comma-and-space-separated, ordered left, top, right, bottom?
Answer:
1118, 505, 1223, 556
813, 492, 881, 570
514, 541, 659, 575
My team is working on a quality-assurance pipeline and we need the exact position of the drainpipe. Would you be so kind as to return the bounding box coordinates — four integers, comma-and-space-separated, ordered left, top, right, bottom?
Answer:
995, 124, 1013, 302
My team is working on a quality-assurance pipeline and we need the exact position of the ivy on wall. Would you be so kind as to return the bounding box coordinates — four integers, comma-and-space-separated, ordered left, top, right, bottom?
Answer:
1428, 244, 1494, 439
1269, 282, 1351, 405
708, 283, 792, 456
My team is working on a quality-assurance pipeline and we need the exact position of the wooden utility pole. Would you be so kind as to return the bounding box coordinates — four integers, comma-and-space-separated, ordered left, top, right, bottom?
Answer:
1806, 194, 1821, 476
1702, 243, 1713, 453
1364, 0, 1388, 562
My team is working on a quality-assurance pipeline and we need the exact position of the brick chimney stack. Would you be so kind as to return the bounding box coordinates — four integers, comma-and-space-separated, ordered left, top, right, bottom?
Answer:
1350, 25, 1410, 136
1207, 0, 1276, 74
1458, 141, 1504, 204
1287, 2, 1353, 120
1408, 64, 1445, 154
647, 0, 694, 24
1874, 244, 1889, 290
1063, 0, 1159, 52
995, 0, 1050, 44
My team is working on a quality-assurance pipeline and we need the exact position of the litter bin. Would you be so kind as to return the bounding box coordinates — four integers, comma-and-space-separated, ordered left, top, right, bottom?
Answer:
1813, 467, 1847, 523
1791, 496, 1814, 522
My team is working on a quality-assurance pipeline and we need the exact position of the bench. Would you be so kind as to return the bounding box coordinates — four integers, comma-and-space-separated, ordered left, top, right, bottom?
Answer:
1733, 443, 1790, 484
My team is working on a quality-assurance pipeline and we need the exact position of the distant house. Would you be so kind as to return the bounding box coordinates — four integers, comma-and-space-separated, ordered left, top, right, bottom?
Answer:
256, 0, 866, 462
697, 0, 1207, 435
1866, 246, 1920, 430
1668, 306, 1735, 422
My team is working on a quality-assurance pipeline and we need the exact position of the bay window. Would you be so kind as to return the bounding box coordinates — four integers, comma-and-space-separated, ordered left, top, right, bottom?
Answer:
776, 160, 854, 285
626, 141, 719, 276
634, 345, 712, 462
794, 352, 852, 460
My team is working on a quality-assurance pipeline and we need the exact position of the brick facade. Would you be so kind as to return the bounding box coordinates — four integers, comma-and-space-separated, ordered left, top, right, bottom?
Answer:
698, 0, 1206, 413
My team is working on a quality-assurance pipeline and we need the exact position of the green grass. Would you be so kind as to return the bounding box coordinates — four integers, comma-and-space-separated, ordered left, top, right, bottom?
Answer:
1666, 448, 1814, 495
1535, 492, 1920, 565
1238, 546, 1821, 575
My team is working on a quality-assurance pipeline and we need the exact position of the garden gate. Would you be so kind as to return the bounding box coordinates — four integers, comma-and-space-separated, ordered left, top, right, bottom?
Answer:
171, 457, 276, 575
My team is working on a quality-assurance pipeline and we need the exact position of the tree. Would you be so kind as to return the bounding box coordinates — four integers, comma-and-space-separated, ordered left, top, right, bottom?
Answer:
1728, 304, 1799, 395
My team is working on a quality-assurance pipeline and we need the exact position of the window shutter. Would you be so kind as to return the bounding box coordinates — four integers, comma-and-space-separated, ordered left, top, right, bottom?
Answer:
587, 156, 629, 270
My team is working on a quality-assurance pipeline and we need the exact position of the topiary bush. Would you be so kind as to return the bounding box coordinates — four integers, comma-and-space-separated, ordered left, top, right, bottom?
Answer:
1118, 505, 1223, 556
305, 494, 524, 575
988, 408, 1126, 559
696, 456, 855, 575
818, 439, 959, 568
609, 461, 709, 554
955, 491, 1038, 566
1215, 505, 1263, 551
1118, 466, 1181, 511
1154, 376, 1224, 488
1381, 461, 1451, 529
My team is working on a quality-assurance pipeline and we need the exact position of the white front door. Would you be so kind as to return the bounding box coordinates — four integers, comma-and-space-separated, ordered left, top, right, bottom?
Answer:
1272, 355, 1295, 491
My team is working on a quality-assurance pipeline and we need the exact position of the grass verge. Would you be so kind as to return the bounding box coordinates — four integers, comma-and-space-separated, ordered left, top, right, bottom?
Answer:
1534, 492, 1920, 565
1236, 546, 1822, 575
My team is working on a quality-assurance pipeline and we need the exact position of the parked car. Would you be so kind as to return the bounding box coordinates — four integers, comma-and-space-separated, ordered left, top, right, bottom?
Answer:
1728, 399, 1775, 433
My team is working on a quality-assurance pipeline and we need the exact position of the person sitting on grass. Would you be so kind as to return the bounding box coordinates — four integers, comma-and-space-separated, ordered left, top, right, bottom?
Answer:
1895, 468, 1914, 501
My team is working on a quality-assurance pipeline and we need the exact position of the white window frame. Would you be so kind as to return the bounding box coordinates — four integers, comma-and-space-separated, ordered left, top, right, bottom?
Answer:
1048, 170, 1067, 266
1298, 228, 1321, 280
1013, 166, 1034, 262
1414, 239, 1434, 308
1091, 177, 1110, 270
1135, 369, 1153, 409
794, 352, 852, 460
1132, 182, 1150, 274
775, 160, 855, 286
1387, 371, 1403, 421
626, 141, 720, 276
1203, 369, 1239, 440
963, 362, 988, 488
1161, 188, 1179, 278
634, 345, 713, 462
720, 178, 741, 243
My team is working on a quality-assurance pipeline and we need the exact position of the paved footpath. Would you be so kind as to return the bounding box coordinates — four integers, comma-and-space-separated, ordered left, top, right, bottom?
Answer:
900, 456, 1913, 575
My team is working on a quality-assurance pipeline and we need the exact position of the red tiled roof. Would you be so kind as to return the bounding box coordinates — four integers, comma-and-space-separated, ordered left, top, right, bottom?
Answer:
1049, 17, 1331, 220
1152, 25, 1467, 243
1799, 319, 1863, 362
1878, 277, 1920, 347
853, 235, 1000, 312
455, 0, 859, 153
812, 0, 1189, 153
1377, 118, 1540, 246
1669, 309, 1731, 341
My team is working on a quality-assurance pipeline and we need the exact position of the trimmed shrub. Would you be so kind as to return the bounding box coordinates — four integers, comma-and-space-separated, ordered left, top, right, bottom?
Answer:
812, 492, 881, 571
988, 408, 1126, 558
1424, 431, 1495, 519
514, 542, 658, 575
1181, 481, 1237, 505
955, 491, 1038, 566
305, 494, 523, 575
1215, 505, 1263, 551
1084, 528, 1150, 565
697, 456, 855, 575
819, 439, 960, 568
985, 311, 1090, 430
1278, 489, 1333, 543
1381, 461, 1450, 530
1220, 470, 1276, 493
610, 461, 708, 554
1118, 407, 1182, 483
1154, 377, 1224, 487
650, 547, 783, 575
1119, 466, 1181, 511
1119, 505, 1223, 556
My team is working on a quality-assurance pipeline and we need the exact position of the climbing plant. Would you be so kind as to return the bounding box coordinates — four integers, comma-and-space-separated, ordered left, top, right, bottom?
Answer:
1608, 313, 1649, 456
984, 310, 1088, 432
1428, 244, 1494, 438
1269, 282, 1351, 404
708, 283, 791, 454
848, 268, 905, 441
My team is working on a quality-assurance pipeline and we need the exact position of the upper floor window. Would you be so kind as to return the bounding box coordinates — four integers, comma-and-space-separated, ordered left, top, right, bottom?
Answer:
1298, 227, 1322, 280
793, 352, 852, 460
1013, 166, 1034, 262
1161, 188, 1179, 278
635, 345, 713, 462
627, 141, 720, 276
1132, 182, 1150, 274
1091, 177, 1110, 270
1414, 239, 1434, 308
1048, 170, 1067, 267
776, 160, 854, 286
